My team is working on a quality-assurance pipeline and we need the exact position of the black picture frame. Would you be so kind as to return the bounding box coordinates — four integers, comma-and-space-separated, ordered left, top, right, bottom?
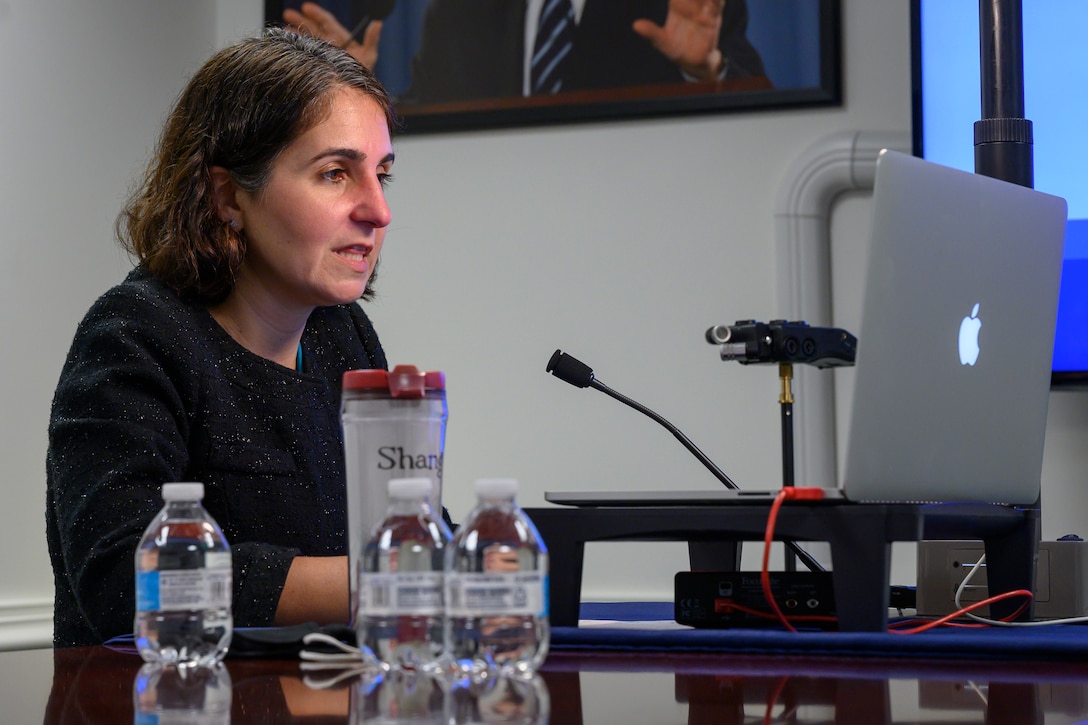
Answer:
266, 0, 842, 134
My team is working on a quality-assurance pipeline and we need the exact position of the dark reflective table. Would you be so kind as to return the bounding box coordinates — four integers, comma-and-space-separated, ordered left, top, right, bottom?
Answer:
6, 644, 1088, 723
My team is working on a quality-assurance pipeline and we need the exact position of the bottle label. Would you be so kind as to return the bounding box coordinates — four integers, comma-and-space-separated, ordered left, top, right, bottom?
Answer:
446, 572, 548, 617
358, 572, 444, 616
375, 446, 444, 477
136, 552, 232, 612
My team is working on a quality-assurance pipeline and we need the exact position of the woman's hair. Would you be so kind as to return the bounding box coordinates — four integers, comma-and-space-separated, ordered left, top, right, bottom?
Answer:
117, 27, 396, 304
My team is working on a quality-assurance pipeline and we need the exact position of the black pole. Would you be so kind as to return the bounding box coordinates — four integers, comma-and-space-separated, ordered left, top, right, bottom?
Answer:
781, 403, 794, 489
779, 364, 797, 572
974, 0, 1033, 187
779, 364, 795, 490
974, 0, 1039, 624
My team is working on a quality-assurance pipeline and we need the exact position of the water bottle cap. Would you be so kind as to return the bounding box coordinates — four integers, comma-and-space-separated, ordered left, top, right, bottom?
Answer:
388, 477, 434, 500
342, 365, 446, 398
161, 482, 205, 501
474, 478, 518, 498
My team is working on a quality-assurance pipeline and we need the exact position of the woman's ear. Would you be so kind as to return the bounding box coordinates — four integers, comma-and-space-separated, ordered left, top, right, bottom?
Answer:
208, 166, 242, 227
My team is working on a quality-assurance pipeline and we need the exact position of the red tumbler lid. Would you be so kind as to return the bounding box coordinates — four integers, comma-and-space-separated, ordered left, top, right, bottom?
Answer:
342, 365, 445, 398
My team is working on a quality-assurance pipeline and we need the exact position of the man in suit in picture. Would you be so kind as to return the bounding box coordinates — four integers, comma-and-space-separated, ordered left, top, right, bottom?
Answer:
285, 0, 766, 105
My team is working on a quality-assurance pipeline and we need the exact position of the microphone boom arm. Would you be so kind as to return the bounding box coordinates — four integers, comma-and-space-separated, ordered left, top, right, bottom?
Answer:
546, 349, 825, 573
589, 378, 741, 491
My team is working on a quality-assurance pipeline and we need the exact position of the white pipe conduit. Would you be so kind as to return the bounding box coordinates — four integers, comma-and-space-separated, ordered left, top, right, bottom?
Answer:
774, 130, 911, 489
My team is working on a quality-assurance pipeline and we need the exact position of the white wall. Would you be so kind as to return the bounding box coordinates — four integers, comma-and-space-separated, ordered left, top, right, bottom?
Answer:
0, 0, 249, 649
2, 0, 1085, 650
374, 0, 922, 593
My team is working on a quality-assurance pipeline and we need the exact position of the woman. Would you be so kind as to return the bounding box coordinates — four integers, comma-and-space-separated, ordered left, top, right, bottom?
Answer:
46, 28, 395, 647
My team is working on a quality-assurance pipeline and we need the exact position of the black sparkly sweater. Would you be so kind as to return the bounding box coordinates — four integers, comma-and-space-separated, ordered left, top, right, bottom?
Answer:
46, 267, 387, 647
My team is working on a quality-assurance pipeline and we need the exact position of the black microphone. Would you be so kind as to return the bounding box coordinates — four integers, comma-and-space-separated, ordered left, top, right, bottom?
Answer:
546, 349, 825, 573
546, 349, 594, 388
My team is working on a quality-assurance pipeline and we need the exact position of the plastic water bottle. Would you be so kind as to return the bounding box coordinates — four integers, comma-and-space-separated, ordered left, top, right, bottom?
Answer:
135, 482, 232, 667
446, 478, 550, 681
357, 477, 452, 673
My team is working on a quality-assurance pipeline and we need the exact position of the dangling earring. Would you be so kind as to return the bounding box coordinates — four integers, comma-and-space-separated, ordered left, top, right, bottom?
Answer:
229, 219, 239, 231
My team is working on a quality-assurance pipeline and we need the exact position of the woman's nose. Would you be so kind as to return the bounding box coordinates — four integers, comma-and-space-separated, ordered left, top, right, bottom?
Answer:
353, 176, 392, 228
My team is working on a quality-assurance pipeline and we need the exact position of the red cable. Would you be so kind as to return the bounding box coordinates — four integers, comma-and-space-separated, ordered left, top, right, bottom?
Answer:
889, 590, 1033, 634
763, 675, 791, 725
758, 487, 1033, 635
761, 490, 795, 631
760, 488, 827, 632
716, 598, 837, 624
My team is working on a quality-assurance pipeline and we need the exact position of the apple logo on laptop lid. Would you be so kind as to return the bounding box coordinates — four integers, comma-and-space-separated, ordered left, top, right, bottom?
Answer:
959, 302, 982, 366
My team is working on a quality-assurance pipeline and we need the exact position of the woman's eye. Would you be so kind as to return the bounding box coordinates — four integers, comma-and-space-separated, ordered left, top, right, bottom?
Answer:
322, 168, 347, 182
378, 172, 395, 189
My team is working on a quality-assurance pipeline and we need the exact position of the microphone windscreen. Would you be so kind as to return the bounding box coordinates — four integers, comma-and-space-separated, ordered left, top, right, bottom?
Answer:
706, 325, 732, 344
546, 350, 594, 388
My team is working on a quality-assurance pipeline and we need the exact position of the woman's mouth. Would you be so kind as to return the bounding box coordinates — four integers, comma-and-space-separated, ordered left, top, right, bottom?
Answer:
335, 245, 370, 262
334, 245, 372, 273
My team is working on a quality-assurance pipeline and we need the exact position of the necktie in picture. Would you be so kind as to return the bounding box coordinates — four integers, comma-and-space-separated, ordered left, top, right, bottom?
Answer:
531, 0, 575, 94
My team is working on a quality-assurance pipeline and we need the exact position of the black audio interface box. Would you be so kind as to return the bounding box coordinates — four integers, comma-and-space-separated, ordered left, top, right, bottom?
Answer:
674, 571, 837, 628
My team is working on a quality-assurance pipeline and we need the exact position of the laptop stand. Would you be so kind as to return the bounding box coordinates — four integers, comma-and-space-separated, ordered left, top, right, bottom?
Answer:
538, 335, 1040, 632
524, 500, 1039, 632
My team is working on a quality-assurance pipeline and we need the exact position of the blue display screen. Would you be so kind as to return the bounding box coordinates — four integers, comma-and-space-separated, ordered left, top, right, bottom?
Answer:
913, 0, 1088, 377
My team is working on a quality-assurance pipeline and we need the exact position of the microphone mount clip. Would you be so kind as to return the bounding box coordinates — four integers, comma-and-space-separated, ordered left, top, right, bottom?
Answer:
705, 319, 857, 369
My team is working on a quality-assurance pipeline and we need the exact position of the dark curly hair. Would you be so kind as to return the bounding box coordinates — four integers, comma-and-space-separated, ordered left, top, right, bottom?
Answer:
117, 27, 396, 305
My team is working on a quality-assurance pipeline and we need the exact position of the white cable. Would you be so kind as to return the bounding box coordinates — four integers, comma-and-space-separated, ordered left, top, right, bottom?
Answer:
297, 633, 376, 688
956, 553, 1088, 626
299, 631, 364, 661
300, 664, 371, 689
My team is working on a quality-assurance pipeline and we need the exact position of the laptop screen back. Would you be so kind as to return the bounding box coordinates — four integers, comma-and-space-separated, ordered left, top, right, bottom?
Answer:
842, 150, 1067, 504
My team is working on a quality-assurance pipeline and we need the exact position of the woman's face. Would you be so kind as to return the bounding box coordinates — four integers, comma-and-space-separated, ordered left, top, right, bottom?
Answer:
233, 88, 393, 313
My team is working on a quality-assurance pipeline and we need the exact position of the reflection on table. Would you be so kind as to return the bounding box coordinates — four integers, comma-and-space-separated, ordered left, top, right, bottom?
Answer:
26, 645, 1088, 723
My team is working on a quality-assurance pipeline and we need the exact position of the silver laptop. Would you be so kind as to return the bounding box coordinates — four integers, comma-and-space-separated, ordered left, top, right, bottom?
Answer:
548, 150, 1067, 507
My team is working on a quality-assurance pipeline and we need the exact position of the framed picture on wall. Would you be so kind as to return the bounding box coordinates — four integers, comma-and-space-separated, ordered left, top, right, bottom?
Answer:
265, 0, 842, 133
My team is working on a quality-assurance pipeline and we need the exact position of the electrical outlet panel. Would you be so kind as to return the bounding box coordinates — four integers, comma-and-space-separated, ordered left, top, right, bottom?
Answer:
917, 539, 1088, 619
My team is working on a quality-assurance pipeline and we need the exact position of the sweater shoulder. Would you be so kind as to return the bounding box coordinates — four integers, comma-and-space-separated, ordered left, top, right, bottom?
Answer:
85, 268, 197, 325
64, 269, 217, 383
